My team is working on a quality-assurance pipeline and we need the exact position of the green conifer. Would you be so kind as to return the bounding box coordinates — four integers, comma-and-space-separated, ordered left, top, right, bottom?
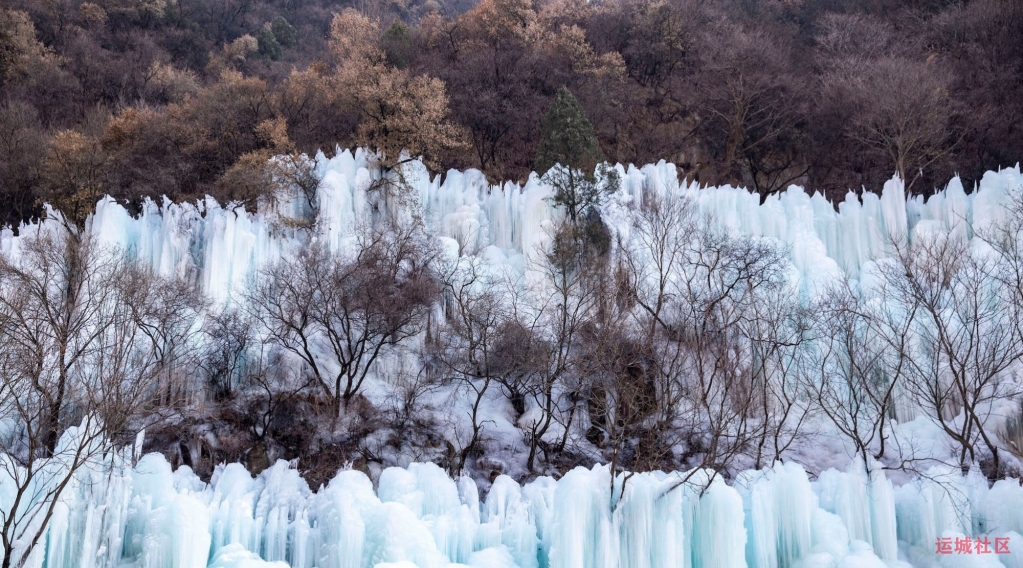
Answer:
271, 16, 297, 48
256, 26, 282, 61
535, 87, 617, 223
535, 86, 603, 175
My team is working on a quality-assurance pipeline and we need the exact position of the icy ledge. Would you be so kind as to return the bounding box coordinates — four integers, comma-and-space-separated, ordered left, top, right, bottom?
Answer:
23, 439, 1023, 568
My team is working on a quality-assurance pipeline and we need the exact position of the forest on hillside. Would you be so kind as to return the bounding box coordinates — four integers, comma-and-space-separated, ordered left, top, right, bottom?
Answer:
1, 0, 1022, 230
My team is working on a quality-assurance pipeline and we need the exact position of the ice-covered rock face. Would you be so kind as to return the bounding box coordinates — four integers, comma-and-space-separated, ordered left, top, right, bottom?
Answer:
5, 154, 1023, 568
5, 148, 1018, 304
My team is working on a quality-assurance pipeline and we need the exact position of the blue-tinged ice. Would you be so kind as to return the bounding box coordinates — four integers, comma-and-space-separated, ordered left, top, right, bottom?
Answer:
8, 423, 1023, 567
6, 155, 1023, 567
4, 151, 1015, 306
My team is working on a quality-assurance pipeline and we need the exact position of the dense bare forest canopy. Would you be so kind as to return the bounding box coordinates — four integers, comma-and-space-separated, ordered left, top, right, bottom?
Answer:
0, 0, 1021, 229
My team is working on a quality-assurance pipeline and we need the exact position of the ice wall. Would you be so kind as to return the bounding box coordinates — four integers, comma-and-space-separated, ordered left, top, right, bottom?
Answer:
5, 154, 1023, 568
10, 427, 1023, 568
4, 149, 1020, 304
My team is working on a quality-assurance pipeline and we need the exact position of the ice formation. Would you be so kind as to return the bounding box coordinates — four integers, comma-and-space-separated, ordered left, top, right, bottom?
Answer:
64, 149, 563, 304
4, 151, 1023, 567
4, 148, 1020, 304
7, 426, 1023, 568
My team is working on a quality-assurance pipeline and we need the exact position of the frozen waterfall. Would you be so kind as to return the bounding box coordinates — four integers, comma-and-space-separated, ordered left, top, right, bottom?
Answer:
4, 151, 1023, 568
9, 427, 1023, 568
4, 148, 1020, 303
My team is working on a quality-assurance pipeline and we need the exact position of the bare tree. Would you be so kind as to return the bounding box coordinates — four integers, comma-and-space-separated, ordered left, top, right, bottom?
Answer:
875, 227, 1023, 476
516, 220, 605, 472
672, 229, 790, 473
695, 22, 809, 195
615, 193, 701, 477
802, 280, 909, 470
619, 190, 699, 336
432, 255, 507, 475
575, 308, 658, 504
248, 222, 439, 416
0, 230, 195, 568
198, 306, 253, 401
823, 56, 957, 191
619, 192, 796, 486
980, 194, 1023, 461
743, 281, 811, 469
119, 261, 205, 409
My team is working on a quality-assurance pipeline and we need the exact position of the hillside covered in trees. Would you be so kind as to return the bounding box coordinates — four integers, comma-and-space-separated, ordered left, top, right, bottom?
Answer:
1, 0, 1022, 230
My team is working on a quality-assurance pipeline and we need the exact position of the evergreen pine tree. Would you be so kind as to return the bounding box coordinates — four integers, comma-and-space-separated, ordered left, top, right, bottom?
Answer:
256, 26, 283, 61
535, 87, 603, 175
535, 87, 617, 223
271, 16, 297, 48
382, 20, 414, 69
